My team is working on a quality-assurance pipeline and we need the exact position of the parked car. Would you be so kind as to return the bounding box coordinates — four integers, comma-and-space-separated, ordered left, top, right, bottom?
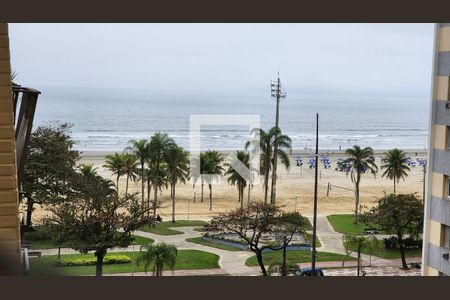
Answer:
295, 267, 324, 276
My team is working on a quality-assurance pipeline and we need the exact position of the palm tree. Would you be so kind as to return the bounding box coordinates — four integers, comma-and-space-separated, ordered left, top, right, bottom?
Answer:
164, 145, 190, 223
191, 152, 209, 203
224, 150, 250, 209
381, 148, 410, 193
148, 133, 175, 218
79, 163, 99, 178
343, 145, 378, 216
203, 150, 224, 211
123, 154, 139, 195
103, 152, 125, 194
148, 163, 169, 219
137, 242, 178, 276
125, 139, 149, 208
246, 127, 291, 204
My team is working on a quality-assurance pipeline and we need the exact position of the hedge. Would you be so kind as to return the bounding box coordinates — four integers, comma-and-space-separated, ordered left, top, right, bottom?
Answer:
56, 255, 132, 267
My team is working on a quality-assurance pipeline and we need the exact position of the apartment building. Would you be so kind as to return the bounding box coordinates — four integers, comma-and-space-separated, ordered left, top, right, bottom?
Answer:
422, 23, 450, 276
0, 23, 21, 275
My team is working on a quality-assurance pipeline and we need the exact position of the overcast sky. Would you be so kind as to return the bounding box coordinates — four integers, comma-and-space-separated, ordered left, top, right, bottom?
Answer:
9, 23, 435, 97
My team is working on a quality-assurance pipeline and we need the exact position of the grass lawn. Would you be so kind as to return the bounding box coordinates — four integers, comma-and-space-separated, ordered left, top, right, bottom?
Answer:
326, 214, 384, 235
186, 237, 242, 251
245, 250, 354, 267
25, 232, 153, 249
139, 220, 207, 235
29, 249, 219, 276
360, 247, 422, 259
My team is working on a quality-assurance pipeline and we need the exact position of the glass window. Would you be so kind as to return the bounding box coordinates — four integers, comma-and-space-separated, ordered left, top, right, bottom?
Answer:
447, 126, 450, 149
448, 178, 450, 199
444, 225, 450, 248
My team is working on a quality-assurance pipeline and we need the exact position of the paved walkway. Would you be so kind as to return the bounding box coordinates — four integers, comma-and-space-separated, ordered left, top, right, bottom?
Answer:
36, 220, 421, 276
39, 226, 257, 276
309, 215, 394, 266
132, 227, 256, 275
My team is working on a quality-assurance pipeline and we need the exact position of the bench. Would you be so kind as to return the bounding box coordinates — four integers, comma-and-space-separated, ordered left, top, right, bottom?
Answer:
28, 250, 42, 258
364, 228, 379, 235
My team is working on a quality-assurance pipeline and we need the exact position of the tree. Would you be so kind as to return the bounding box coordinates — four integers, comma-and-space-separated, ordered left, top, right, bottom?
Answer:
343, 145, 378, 216
46, 168, 150, 276
125, 139, 149, 208
246, 127, 291, 204
164, 145, 190, 222
191, 152, 209, 203
148, 163, 169, 218
22, 122, 80, 227
203, 150, 224, 211
103, 152, 125, 194
342, 234, 367, 276
137, 242, 178, 276
342, 234, 382, 275
381, 148, 411, 194
359, 193, 424, 269
122, 154, 139, 195
148, 132, 175, 217
211, 203, 279, 276
270, 212, 308, 276
79, 163, 100, 178
224, 150, 251, 209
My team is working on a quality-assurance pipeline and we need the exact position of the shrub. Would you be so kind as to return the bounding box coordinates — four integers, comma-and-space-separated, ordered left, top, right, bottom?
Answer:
383, 236, 422, 250
56, 255, 132, 267
24, 227, 52, 241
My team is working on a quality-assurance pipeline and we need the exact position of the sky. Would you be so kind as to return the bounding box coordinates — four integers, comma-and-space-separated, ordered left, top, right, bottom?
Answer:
8, 23, 435, 98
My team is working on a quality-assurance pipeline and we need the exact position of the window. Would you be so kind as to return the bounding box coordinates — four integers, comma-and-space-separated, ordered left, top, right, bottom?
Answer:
447, 126, 450, 149
444, 225, 450, 249
447, 177, 450, 199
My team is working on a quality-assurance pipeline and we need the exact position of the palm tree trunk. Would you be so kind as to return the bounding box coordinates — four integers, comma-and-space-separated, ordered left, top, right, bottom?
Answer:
240, 185, 244, 210
141, 162, 145, 209
172, 183, 176, 223
264, 167, 269, 204
153, 185, 158, 220
270, 149, 278, 205
147, 178, 151, 219
355, 174, 361, 216
201, 182, 204, 203
209, 183, 212, 211
116, 174, 120, 195
247, 182, 251, 207
125, 174, 130, 196
394, 178, 396, 194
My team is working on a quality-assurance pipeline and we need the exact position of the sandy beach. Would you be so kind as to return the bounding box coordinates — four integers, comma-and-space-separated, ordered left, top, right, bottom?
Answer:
27, 149, 427, 223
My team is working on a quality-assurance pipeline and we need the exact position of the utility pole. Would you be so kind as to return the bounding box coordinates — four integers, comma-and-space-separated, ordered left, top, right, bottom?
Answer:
270, 72, 286, 204
311, 113, 319, 276
423, 162, 427, 203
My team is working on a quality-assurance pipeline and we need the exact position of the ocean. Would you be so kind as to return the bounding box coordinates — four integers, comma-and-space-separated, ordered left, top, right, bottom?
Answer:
32, 86, 430, 152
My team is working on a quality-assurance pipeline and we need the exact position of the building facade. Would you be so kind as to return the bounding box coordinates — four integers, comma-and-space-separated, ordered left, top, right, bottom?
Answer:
422, 23, 450, 276
0, 23, 21, 275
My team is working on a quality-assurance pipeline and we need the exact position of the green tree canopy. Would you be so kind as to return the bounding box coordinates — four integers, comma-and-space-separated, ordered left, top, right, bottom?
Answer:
22, 122, 80, 227
381, 148, 411, 193
359, 193, 423, 269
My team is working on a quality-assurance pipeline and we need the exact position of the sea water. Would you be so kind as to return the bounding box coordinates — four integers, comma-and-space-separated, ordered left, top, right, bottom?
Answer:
32, 86, 429, 152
